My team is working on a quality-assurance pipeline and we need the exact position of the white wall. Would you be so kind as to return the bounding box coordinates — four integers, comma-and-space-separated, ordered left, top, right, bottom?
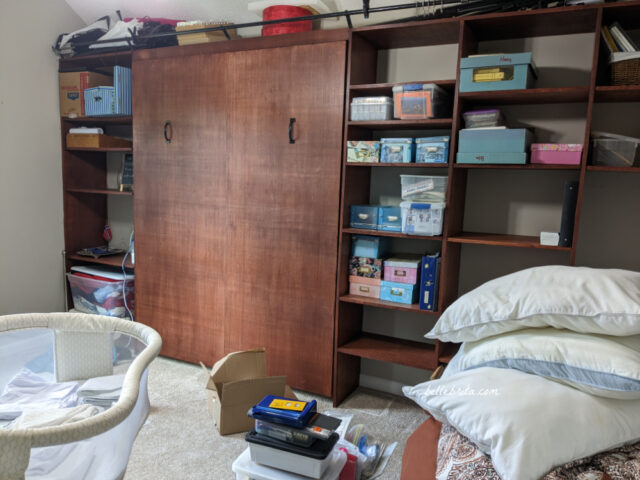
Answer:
0, 0, 85, 314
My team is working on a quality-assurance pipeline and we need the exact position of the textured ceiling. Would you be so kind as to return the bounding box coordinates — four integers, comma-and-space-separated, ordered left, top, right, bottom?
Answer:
63, 0, 424, 33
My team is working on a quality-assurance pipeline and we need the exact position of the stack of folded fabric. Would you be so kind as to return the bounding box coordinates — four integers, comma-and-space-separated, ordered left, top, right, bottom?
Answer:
77, 373, 124, 408
0, 369, 79, 422
403, 266, 640, 480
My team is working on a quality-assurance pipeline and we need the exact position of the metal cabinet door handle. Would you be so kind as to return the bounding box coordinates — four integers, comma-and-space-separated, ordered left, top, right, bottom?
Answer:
164, 121, 172, 143
289, 118, 296, 144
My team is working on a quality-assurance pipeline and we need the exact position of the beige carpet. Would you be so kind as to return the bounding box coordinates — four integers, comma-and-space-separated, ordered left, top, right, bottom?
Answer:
124, 357, 427, 479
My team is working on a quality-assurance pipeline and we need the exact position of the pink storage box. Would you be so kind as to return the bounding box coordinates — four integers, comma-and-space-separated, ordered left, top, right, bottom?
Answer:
383, 257, 422, 284
530, 144, 583, 165
349, 275, 381, 299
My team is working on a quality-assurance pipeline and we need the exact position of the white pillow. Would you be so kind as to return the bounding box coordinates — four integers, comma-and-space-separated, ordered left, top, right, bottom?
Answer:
403, 367, 640, 480
426, 266, 640, 343
456, 328, 640, 399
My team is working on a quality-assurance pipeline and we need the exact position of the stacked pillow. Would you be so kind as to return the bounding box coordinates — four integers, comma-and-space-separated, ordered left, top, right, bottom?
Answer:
403, 265, 640, 480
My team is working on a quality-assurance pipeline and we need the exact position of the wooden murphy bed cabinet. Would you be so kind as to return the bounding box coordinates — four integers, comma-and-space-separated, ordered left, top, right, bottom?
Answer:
132, 32, 348, 396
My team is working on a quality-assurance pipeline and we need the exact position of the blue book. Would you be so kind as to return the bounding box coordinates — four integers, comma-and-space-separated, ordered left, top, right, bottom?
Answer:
249, 395, 317, 429
419, 253, 441, 311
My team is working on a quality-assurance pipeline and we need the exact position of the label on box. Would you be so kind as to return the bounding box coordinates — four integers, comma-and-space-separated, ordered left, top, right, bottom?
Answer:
403, 179, 434, 197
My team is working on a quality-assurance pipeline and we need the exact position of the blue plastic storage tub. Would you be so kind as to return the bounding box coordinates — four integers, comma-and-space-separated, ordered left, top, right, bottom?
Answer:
377, 206, 402, 232
458, 128, 533, 153
415, 136, 450, 164
381, 138, 414, 163
350, 206, 378, 230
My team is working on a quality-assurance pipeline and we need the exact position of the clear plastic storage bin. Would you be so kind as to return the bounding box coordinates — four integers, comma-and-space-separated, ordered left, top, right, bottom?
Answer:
591, 132, 640, 167
462, 109, 503, 128
400, 175, 448, 202
67, 271, 134, 318
392, 83, 451, 119
400, 202, 445, 236
350, 97, 393, 121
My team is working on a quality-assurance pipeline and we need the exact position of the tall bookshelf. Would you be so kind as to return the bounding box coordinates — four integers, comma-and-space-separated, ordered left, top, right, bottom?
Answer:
59, 51, 134, 308
333, 2, 640, 405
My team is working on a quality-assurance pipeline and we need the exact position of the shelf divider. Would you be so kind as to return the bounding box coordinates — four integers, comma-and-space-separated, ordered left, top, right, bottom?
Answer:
339, 294, 438, 315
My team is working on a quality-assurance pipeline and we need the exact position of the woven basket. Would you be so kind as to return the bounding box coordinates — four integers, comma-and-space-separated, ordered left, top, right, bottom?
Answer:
610, 52, 640, 85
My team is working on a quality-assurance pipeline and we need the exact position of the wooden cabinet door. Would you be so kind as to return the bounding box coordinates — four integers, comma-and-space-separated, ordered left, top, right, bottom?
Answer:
222, 42, 346, 396
133, 53, 234, 365
134, 41, 346, 396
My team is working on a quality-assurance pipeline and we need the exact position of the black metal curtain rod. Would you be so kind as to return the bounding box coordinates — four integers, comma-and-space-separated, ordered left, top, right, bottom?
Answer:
66, 0, 574, 49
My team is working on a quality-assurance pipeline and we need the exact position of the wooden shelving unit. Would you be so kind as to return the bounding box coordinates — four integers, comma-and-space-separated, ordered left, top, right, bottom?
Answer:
60, 52, 135, 312
334, 0, 640, 405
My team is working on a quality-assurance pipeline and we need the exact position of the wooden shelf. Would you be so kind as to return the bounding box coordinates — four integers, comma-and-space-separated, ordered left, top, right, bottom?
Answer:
67, 146, 132, 152
438, 343, 460, 365
62, 116, 132, 125
587, 165, 640, 173
447, 232, 572, 251
68, 253, 133, 269
347, 162, 448, 168
342, 228, 443, 241
59, 50, 132, 69
349, 80, 456, 96
338, 333, 438, 370
454, 163, 580, 170
595, 85, 640, 102
340, 294, 438, 315
459, 86, 589, 105
353, 19, 460, 49
348, 118, 453, 129
464, 6, 598, 40
65, 188, 133, 196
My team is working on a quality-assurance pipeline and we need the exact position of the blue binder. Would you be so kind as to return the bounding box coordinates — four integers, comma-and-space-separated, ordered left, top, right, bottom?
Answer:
419, 253, 441, 311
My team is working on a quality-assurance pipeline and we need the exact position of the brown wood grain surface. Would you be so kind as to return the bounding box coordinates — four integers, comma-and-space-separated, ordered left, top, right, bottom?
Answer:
133, 42, 346, 395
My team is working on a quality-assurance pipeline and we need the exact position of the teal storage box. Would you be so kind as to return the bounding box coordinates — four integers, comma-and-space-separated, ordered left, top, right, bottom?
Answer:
380, 280, 419, 304
377, 206, 402, 232
456, 152, 527, 164
350, 205, 378, 230
381, 138, 414, 163
460, 52, 537, 92
351, 235, 391, 258
458, 128, 533, 153
415, 136, 449, 164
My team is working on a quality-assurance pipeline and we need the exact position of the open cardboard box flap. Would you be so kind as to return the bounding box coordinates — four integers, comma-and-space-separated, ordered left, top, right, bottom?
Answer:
200, 349, 296, 435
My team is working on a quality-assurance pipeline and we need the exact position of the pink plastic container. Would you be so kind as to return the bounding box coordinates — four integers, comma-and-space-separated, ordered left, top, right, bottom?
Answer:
349, 275, 381, 298
383, 257, 421, 284
531, 144, 583, 165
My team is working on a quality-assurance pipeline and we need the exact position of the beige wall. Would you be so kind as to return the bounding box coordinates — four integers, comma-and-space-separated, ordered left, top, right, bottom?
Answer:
0, 0, 84, 314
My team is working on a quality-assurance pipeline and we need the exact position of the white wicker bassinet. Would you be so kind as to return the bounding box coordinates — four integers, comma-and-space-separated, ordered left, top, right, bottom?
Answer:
0, 312, 161, 480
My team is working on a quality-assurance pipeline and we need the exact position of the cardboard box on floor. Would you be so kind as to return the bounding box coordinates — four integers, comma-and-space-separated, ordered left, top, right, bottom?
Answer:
201, 349, 296, 435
